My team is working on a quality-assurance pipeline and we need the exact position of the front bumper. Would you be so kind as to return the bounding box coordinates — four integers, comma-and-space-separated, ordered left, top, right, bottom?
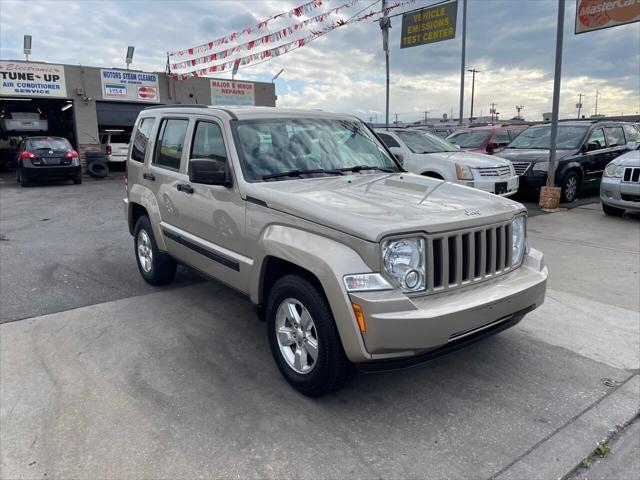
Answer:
21, 160, 80, 180
600, 176, 640, 211
518, 171, 547, 190
348, 247, 547, 362
471, 174, 519, 197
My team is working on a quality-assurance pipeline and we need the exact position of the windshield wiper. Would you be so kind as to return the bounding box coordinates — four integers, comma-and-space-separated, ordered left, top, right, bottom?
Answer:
262, 168, 343, 180
338, 165, 395, 173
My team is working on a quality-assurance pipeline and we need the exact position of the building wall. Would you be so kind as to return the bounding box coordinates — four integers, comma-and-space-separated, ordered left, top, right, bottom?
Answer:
1, 60, 276, 158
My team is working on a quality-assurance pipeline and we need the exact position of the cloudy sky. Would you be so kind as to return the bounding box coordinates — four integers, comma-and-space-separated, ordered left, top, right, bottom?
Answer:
1, 0, 638, 122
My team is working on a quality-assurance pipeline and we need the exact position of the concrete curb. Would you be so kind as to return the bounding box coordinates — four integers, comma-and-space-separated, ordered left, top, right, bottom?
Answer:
492, 374, 640, 480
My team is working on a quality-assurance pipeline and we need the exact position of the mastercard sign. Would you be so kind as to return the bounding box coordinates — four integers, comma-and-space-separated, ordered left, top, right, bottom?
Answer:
575, 0, 640, 33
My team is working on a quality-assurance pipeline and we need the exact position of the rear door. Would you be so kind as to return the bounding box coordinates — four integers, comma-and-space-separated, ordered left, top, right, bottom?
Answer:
604, 126, 629, 166
582, 127, 608, 183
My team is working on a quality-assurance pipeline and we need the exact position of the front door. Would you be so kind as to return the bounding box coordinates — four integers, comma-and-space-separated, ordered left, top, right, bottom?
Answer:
581, 127, 608, 184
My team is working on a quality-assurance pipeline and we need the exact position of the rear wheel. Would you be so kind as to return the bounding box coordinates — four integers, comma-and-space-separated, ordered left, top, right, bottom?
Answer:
17, 167, 29, 187
72, 175, 82, 185
560, 171, 580, 203
266, 274, 353, 397
602, 202, 625, 217
134, 215, 177, 285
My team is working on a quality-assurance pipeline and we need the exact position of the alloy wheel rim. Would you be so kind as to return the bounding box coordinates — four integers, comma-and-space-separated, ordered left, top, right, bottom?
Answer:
565, 176, 577, 201
137, 230, 153, 273
275, 298, 319, 374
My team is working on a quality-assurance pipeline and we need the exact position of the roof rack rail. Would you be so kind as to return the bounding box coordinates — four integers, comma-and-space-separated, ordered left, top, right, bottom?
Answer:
143, 104, 210, 110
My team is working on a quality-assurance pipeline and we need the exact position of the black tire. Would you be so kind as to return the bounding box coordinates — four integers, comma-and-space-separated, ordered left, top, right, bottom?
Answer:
133, 215, 177, 286
560, 171, 580, 203
72, 175, 82, 185
602, 202, 625, 217
87, 161, 109, 179
266, 274, 353, 397
17, 167, 29, 187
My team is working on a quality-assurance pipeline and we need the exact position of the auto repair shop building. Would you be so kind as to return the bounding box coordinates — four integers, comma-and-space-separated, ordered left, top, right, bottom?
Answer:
0, 59, 276, 164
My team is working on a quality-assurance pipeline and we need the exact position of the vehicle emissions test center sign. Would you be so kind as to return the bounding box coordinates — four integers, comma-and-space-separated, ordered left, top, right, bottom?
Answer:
100, 69, 159, 103
0, 61, 67, 97
400, 0, 458, 49
210, 80, 255, 106
575, 0, 640, 33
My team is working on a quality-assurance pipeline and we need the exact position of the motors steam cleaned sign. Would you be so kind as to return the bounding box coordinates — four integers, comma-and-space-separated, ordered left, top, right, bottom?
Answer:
0, 61, 67, 97
211, 80, 255, 106
575, 0, 640, 33
100, 69, 159, 102
400, 0, 458, 49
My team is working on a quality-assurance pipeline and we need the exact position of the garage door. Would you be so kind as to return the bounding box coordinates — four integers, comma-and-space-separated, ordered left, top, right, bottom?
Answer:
96, 102, 149, 127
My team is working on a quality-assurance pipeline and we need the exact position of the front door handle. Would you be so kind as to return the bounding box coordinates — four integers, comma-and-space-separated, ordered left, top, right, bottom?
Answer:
143, 172, 156, 181
176, 183, 194, 194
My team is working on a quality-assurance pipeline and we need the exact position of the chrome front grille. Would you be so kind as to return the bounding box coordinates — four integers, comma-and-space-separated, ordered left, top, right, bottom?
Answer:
623, 167, 640, 183
423, 221, 514, 295
512, 162, 531, 175
476, 166, 512, 177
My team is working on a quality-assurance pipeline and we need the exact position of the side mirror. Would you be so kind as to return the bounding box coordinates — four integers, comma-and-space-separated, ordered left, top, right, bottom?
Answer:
188, 158, 230, 186
580, 143, 589, 154
486, 142, 499, 153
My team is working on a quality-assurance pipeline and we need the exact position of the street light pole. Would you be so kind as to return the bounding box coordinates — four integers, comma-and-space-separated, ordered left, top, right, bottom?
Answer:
546, 0, 565, 193
380, 0, 391, 130
458, 0, 467, 126
467, 68, 480, 123
576, 93, 583, 118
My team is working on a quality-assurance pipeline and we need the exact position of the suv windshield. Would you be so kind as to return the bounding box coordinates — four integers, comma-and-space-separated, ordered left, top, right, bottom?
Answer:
395, 130, 457, 153
26, 138, 72, 150
235, 118, 399, 182
508, 125, 589, 149
447, 131, 491, 148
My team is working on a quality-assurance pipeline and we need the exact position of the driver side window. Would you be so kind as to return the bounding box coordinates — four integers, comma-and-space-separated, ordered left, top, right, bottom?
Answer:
586, 128, 605, 151
191, 121, 227, 172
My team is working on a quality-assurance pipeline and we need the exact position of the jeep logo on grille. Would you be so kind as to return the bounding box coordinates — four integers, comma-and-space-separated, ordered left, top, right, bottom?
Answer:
465, 209, 481, 216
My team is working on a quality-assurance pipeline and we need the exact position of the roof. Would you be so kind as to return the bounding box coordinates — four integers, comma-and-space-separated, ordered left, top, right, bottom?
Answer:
142, 105, 356, 121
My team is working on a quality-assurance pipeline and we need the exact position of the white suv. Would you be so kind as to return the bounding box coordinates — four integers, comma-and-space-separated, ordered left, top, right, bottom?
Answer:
100, 132, 130, 162
376, 128, 519, 197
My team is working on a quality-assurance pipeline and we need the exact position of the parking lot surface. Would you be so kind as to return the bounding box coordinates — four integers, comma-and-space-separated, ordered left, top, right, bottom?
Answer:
1, 174, 638, 479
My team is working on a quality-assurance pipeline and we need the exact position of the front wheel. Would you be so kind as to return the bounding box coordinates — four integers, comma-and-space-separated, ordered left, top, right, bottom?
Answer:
133, 215, 177, 285
266, 274, 353, 397
560, 172, 580, 203
602, 202, 625, 217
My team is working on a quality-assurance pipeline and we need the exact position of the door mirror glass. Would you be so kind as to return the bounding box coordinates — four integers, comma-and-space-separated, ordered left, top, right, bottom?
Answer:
188, 158, 229, 186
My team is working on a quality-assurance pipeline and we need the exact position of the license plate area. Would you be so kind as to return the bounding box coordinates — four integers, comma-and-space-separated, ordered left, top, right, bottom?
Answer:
42, 157, 62, 166
495, 181, 508, 195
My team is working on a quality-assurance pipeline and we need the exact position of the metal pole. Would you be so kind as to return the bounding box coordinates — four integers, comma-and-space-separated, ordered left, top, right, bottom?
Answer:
469, 69, 476, 123
458, 0, 467, 126
547, 0, 565, 188
595, 89, 599, 116
577, 93, 583, 118
380, 0, 390, 130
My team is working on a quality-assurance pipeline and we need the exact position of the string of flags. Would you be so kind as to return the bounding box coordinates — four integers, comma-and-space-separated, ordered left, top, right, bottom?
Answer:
170, 0, 417, 79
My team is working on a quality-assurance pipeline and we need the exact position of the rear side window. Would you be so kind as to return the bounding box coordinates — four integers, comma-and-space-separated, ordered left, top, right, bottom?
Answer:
153, 118, 189, 171
605, 127, 625, 147
131, 118, 155, 162
493, 131, 510, 144
377, 132, 401, 148
191, 121, 227, 171
623, 125, 640, 142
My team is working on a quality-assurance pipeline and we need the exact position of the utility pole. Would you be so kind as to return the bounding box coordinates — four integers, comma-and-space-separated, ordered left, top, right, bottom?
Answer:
380, 0, 391, 130
458, 0, 467, 126
576, 93, 583, 118
395, 113, 399, 125
595, 89, 600, 116
546, 0, 565, 195
467, 68, 480, 123
490, 102, 497, 122
516, 104, 525, 119
423, 110, 429, 126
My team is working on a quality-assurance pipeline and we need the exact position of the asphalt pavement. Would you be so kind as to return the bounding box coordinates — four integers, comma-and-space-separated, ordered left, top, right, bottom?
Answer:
1, 172, 638, 479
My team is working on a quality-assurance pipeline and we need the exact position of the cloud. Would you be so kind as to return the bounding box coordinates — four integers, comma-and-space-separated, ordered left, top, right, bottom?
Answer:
1, 0, 638, 121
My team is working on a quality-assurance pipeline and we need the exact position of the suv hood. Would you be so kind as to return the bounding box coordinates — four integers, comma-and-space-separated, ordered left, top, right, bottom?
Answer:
248, 173, 524, 242
419, 151, 511, 167
498, 148, 573, 163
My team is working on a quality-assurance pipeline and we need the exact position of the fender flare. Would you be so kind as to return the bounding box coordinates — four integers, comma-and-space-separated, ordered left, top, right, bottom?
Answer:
127, 183, 167, 250
556, 161, 584, 185
251, 224, 374, 362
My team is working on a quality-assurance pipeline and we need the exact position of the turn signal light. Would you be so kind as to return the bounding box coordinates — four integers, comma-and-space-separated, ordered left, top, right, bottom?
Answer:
105, 145, 112, 155
65, 151, 79, 158
352, 303, 366, 333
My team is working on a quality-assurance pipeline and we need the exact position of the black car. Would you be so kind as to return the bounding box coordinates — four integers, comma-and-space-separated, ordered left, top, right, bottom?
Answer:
16, 136, 82, 187
498, 121, 640, 202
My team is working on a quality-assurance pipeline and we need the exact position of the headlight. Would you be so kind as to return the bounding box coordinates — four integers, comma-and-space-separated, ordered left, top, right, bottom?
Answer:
343, 273, 392, 292
455, 163, 474, 180
382, 237, 426, 292
532, 162, 549, 172
604, 163, 623, 177
511, 215, 526, 267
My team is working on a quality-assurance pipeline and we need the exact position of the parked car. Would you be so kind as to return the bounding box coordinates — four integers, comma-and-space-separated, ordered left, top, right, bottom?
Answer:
498, 121, 637, 202
446, 125, 528, 155
125, 106, 547, 396
375, 128, 519, 197
100, 132, 130, 163
600, 146, 640, 216
0, 103, 48, 134
15, 136, 81, 186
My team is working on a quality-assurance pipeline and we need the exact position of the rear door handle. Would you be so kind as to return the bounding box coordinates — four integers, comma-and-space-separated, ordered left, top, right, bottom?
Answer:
176, 183, 194, 194
143, 172, 156, 181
